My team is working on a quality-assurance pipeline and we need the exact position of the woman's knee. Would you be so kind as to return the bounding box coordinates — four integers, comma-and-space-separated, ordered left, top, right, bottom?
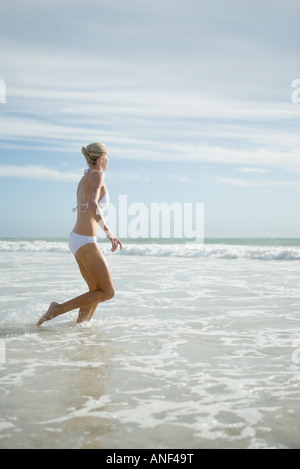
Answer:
104, 284, 115, 301
95, 284, 115, 301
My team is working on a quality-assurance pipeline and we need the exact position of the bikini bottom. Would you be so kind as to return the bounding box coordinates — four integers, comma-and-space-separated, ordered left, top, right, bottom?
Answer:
68, 231, 97, 256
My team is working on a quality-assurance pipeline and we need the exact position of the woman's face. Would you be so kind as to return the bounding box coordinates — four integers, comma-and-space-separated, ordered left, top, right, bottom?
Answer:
101, 154, 109, 170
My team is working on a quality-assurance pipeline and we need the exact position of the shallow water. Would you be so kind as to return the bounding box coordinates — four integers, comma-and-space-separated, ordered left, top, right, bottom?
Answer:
1, 243, 300, 448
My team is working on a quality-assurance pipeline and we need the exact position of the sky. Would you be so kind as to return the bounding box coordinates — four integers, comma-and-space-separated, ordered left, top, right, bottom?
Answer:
0, 0, 300, 238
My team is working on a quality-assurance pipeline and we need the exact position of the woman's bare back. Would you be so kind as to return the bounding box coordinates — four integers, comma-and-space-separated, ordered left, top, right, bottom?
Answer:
73, 170, 107, 236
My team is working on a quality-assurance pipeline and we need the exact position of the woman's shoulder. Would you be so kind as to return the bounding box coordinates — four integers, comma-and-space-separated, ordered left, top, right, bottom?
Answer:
86, 169, 105, 188
89, 169, 104, 179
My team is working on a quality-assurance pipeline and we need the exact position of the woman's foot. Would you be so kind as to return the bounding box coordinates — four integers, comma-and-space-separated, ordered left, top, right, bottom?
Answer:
37, 302, 60, 326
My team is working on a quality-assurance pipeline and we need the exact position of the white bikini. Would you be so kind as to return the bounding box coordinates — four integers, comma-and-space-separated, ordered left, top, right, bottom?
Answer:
68, 170, 112, 256
72, 191, 109, 213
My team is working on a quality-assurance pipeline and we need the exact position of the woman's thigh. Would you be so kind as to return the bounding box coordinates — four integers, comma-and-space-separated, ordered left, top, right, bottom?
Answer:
75, 257, 96, 291
75, 242, 114, 292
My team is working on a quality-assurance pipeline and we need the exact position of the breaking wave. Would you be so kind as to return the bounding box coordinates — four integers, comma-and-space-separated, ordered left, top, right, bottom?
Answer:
0, 239, 300, 260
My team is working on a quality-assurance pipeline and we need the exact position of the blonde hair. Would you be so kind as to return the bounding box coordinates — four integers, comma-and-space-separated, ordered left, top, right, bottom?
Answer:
81, 142, 109, 166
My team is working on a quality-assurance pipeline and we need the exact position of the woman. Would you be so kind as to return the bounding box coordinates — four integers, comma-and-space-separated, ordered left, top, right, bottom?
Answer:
37, 142, 122, 326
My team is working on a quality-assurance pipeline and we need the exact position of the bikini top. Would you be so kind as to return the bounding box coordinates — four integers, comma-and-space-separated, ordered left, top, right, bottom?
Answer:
72, 169, 109, 213
72, 191, 109, 213
98, 191, 109, 209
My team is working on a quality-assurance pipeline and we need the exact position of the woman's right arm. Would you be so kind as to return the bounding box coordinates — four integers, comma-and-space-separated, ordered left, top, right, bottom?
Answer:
88, 172, 122, 252
88, 171, 102, 217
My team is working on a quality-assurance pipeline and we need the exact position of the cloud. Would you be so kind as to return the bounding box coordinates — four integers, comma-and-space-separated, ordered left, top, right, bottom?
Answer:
0, 165, 80, 182
237, 168, 271, 174
1, 0, 299, 173
2, 84, 300, 167
0, 164, 189, 184
215, 176, 300, 189
1, 108, 300, 172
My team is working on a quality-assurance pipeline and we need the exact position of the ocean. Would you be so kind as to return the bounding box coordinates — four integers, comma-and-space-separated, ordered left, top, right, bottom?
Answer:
0, 237, 300, 449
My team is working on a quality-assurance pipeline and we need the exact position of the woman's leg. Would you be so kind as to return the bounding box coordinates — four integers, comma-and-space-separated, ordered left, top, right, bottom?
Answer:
75, 256, 99, 323
37, 243, 115, 325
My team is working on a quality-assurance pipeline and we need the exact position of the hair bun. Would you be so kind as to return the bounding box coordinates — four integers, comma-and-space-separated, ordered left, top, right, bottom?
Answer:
81, 142, 108, 166
81, 145, 89, 157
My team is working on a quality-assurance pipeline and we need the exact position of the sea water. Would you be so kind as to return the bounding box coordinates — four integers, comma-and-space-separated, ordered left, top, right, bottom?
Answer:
0, 238, 300, 449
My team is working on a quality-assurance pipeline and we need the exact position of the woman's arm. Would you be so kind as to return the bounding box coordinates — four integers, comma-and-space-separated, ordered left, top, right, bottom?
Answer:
89, 172, 122, 252
88, 171, 103, 218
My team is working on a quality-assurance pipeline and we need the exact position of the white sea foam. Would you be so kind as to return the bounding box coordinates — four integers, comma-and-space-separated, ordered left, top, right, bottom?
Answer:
0, 240, 69, 253
0, 239, 300, 260
1, 245, 300, 448
119, 243, 300, 260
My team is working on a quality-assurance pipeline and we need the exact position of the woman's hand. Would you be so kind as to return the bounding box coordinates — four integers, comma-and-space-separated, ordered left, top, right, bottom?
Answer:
107, 234, 123, 253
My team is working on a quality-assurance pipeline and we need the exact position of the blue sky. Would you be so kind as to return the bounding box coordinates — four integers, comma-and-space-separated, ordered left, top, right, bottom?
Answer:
0, 0, 300, 238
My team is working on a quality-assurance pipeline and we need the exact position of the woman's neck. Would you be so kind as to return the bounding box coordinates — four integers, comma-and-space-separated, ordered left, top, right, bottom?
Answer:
88, 161, 103, 172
